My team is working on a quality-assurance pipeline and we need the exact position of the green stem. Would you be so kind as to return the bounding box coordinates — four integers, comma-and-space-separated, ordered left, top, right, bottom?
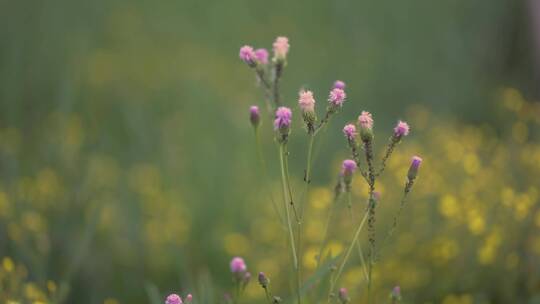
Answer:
255, 130, 286, 226
330, 208, 369, 297
278, 143, 299, 276
346, 192, 369, 282
316, 189, 341, 269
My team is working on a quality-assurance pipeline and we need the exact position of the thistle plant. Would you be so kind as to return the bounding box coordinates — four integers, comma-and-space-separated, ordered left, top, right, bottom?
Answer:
159, 36, 421, 304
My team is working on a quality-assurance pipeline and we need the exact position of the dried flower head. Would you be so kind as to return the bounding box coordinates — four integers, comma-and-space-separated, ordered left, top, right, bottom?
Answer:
394, 120, 410, 137
343, 124, 357, 141
166, 294, 183, 304
230, 257, 247, 273
329, 88, 346, 107
273, 36, 290, 61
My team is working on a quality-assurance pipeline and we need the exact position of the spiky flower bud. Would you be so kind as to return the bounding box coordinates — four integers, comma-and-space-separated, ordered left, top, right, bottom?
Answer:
272, 37, 289, 64
250, 106, 261, 128
239, 45, 257, 67
298, 90, 317, 132
393, 120, 410, 139
407, 156, 422, 181
258, 272, 269, 288
274, 107, 292, 143
255, 48, 269, 65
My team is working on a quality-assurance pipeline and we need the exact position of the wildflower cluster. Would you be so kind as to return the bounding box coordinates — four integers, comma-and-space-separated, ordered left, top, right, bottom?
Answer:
239, 36, 423, 304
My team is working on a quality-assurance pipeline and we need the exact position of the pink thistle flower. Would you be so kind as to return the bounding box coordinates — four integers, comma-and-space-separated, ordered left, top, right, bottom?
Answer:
274, 107, 292, 130
165, 294, 183, 304
328, 88, 346, 107
230, 257, 247, 273
255, 48, 269, 64
357, 111, 373, 130
298, 90, 316, 112
272, 36, 290, 61
343, 124, 357, 141
239, 45, 256, 65
341, 159, 357, 177
334, 80, 346, 89
393, 120, 410, 137
249, 106, 260, 127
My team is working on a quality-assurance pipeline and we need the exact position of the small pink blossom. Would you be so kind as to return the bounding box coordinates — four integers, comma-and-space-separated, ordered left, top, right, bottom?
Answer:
273, 36, 290, 61
343, 124, 357, 141
358, 111, 373, 130
328, 88, 346, 106
341, 159, 357, 176
185, 294, 193, 303
298, 90, 316, 112
393, 120, 410, 137
255, 48, 269, 64
274, 107, 292, 130
230, 257, 247, 273
334, 80, 346, 90
239, 45, 256, 64
165, 294, 182, 304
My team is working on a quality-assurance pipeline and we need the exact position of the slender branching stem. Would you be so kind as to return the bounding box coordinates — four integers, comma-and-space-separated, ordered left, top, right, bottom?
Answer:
346, 192, 369, 282
255, 130, 286, 227
363, 140, 376, 304
377, 179, 415, 258
329, 207, 370, 301
278, 143, 300, 302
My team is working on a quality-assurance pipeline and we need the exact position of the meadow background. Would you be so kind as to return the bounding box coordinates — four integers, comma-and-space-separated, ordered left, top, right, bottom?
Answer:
1, 0, 540, 303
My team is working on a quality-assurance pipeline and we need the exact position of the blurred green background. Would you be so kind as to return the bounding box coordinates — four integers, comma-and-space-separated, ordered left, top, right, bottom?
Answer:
1, 0, 540, 303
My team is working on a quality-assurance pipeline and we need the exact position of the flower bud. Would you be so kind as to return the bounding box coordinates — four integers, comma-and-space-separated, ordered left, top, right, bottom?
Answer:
166, 294, 183, 304
242, 271, 251, 288
338, 288, 350, 303
343, 124, 357, 144
407, 156, 422, 181
185, 294, 192, 303
258, 272, 269, 288
333, 80, 346, 90
250, 106, 261, 128
341, 160, 357, 190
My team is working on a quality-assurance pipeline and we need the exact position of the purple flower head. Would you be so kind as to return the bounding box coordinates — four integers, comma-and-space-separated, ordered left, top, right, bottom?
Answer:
334, 80, 346, 90
358, 111, 374, 130
274, 107, 292, 130
165, 294, 183, 304
239, 45, 256, 65
258, 272, 269, 287
341, 159, 357, 177
338, 287, 350, 303
343, 124, 357, 141
273, 36, 290, 61
185, 294, 193, 303
230, 257, 247, 273
411, 156, 422, 169
298, 90, 315, 112
329, 88, 346, 107
250, 105, 261, 127
255, 48, 269, 64
408, 156, 423, 180
393, 120, 410, 137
